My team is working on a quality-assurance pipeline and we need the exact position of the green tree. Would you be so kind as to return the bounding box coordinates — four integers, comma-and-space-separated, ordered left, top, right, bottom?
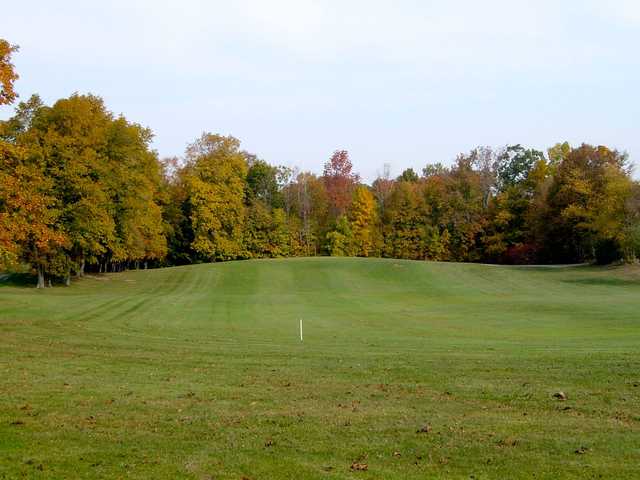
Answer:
544, 144, 631, 263
397, 168, 419, 183
246, 158, 285, 209
496, 144, 545, 191
326, 215, 354, 257
159, 157, 195, 265
244, 201, 291, 258
483, 145, 549, 263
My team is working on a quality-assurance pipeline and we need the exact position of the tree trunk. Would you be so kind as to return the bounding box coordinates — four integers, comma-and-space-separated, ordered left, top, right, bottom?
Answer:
144, 261, 148, 270
65, 270, 71, 286
79, 258, 85, 277
36, 266, 45, 289
47, 278, 52, 288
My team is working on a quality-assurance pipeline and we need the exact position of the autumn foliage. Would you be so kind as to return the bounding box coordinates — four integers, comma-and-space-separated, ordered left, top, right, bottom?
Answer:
0, 39, 19, 106
2, 38, 640, 286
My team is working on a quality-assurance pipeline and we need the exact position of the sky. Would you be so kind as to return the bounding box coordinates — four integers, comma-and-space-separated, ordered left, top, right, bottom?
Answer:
2, 0, 639, 182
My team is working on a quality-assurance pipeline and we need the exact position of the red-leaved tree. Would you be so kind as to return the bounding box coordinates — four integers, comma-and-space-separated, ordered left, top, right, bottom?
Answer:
322, 150, 360, 219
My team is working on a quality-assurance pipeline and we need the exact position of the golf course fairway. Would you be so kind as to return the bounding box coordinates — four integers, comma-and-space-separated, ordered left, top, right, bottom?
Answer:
1, 258, 639, 479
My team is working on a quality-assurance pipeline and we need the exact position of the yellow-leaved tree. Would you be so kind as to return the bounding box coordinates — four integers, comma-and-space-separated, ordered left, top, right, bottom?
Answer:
348, 185, 377, 257
0, 39, 19, 106
185, 134, 247, 261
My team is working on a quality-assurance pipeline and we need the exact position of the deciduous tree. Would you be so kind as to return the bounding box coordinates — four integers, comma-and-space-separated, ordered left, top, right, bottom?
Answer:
0, 39, 19, 106
323, 150, 359, 219
185, 134, 247, 261
348, 186, 378, 257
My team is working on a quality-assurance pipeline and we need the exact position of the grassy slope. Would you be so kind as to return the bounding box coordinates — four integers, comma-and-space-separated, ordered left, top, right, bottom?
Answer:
1, 258, 639, 479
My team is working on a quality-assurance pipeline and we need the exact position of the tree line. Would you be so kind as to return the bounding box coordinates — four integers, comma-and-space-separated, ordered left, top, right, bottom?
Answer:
1, 40, 639, 287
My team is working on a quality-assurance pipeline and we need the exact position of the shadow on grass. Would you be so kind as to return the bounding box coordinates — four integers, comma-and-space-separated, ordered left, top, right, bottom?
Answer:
563, 277, 640, 287
0, 272, 37, 288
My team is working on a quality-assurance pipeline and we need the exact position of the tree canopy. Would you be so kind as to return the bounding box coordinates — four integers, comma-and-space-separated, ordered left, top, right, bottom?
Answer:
1, 37, 639, 287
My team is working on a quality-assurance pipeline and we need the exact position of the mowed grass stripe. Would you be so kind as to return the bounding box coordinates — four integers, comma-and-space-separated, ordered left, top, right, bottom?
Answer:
1, 258, 639, 479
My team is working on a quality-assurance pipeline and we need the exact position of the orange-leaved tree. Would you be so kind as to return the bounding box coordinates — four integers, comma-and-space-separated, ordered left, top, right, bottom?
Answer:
0, 39, 19, 106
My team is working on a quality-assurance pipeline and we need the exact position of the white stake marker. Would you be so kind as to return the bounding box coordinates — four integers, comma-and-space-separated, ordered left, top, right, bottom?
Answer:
299, 319, 303, 342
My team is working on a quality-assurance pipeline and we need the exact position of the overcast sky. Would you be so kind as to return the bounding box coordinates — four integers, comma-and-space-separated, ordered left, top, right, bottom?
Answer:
2, 0, 639, 181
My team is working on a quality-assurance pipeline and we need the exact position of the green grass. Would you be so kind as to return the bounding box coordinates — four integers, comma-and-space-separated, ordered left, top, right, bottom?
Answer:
1, 258, 639, 479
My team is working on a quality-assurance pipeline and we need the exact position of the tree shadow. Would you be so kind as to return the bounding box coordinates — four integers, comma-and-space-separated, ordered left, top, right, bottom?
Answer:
563, 277, 640, 287
0, 273, 37, 288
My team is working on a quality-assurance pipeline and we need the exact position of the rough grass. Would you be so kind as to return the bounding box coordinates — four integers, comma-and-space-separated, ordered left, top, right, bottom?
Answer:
1, 258, 639, 479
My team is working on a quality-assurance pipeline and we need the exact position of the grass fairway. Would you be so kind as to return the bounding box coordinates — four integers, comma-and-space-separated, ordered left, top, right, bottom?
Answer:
1, 258, 639, 479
